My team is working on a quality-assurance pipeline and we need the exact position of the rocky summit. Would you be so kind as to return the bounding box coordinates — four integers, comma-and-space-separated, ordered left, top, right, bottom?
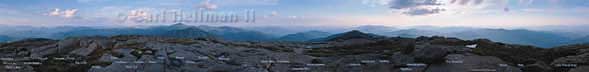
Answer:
0, 31, 588, 72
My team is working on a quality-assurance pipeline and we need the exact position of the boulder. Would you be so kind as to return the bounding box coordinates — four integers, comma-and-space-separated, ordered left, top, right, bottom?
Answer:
569, 66, 589, 72
522, 61, 552, 72
412, 45, 449, 64
69, 43, 99, 56
426, 54, 522, 72
29, 44, 58, 57
551, 53, 589, 65
390, 52, 415, 64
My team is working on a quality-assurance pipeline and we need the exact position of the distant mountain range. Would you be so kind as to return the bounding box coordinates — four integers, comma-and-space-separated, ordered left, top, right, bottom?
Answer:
0, 24, 587, 48
194, 25, 275, 41
569, 36, 589, 44
0, 35, 11, 42
54, 23, 274, 41
278, 30, 331, 41
451, 29, 571, 47
383, 28, 578, 48
0, 23, 274, 41
311, 30, 387, 42
294, 25, 588, 48
354, 25, 398, 34
382, 28, 575, 48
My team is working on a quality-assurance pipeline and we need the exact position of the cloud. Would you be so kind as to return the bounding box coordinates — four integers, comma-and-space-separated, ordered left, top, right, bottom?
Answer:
403, 8, 445, 15
47, 9, 61, 16
77, 0, 111, 3
388, 0, 442, 9
449, 0, 485, 5
518, 0, 534, 6
270, 11, 278, 16
120, 8, 152, 23
384, 0, 513, 16
196, 0, 280, 10
127, 9, 149, 18
363, 0, 392, 7
63, 9, 78, 18
45, 8, 78, 18
199, 0, 218, 10
215, 0, 280, 6
387, 0, 445, 16
473, 0, 484, 5
457, 0, 470, 5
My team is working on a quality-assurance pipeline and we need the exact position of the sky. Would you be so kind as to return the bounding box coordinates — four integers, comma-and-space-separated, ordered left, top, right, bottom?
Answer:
0, 0, 588, 28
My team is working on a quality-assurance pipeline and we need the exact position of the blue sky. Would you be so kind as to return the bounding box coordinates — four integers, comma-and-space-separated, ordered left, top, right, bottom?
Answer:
0, 0, 588, 28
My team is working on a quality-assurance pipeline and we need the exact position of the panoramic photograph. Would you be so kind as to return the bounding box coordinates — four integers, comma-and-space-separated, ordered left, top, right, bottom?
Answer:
0, 0, 588, 72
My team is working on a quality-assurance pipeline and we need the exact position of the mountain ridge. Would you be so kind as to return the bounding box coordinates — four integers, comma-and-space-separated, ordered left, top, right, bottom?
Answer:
278, 30, 331, 41
53, 23, 274, 41
384, 28, 573, 48
0, 24, 587, 48
0, 35, 11, 42
310, 30, 387, 42
569, 36, 589, 44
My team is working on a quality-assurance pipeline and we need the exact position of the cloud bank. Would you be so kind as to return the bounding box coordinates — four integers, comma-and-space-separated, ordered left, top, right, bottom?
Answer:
199, 0, 218, 10
385, 0, 508, 16
387, 0, 444, 16
45, 8, 79, 18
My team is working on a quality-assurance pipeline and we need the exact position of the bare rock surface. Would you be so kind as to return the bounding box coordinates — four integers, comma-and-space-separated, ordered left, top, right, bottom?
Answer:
0, 34, 588, 72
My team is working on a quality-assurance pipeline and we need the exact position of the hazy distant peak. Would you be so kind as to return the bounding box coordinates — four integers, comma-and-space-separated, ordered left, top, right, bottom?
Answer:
277, 30, 331, 41
355, 25, 395, 29
305, 30, 330, 34
171, 23, 187, 26
347, 30, 363, 34
0, 35, 12, 42
354, 25, 397, 34
315, 30, 386, 42
157, 23, 193, 30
